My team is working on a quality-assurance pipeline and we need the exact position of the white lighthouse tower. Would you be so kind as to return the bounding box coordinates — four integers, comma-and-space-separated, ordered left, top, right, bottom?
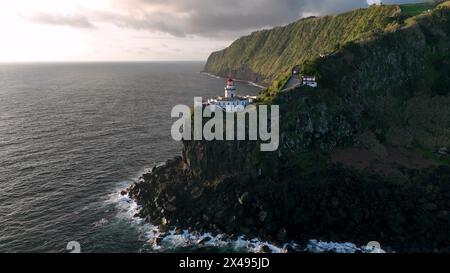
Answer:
206, 72, 255, 112
224, 76, 236, 98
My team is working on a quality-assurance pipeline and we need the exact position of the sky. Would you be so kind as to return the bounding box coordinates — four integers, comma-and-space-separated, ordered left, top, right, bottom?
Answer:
0, 0, 424, 62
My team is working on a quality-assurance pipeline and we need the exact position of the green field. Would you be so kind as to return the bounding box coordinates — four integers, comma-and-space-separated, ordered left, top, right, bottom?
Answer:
400, 2, 436, 16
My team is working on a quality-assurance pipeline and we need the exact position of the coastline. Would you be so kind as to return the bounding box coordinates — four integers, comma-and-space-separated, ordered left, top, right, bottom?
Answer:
116, 169, 384, 253
200, 72, 267, 89
127, 140, 450, 253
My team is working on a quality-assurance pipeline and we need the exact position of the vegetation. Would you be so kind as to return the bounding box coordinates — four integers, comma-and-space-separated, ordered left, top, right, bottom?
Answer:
439, 0, 450, 8
204, 5, 403, 84
234, 2, 450, 175
400, 1, 437, 16
415, 141, 450, 165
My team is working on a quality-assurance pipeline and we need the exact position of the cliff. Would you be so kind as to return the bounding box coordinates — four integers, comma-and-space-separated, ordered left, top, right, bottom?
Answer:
129, 3, 450, 252
203, 5, 403, 84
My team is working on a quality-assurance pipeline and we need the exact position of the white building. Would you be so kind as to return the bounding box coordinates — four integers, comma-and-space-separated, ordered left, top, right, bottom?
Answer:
301, 75, 318, 88
207, 77, 255, 112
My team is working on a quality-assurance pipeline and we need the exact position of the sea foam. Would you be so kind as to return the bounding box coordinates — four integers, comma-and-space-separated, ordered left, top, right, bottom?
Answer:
107, 184, 385, 253
106, 165, 385, 253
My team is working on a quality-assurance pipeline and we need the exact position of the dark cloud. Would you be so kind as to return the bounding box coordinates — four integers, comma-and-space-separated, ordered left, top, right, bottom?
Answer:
100, 0, 369, 38
24, 0, 424, 37
23, 13, 95, 29
100, 0, 425, 38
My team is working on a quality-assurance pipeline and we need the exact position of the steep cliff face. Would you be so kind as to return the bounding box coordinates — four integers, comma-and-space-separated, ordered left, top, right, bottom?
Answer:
204, 5, 402, 84
130, 4, 450, 252
182, 140, 264, 180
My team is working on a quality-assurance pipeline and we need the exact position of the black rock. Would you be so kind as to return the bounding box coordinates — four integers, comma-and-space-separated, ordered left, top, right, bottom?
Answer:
174, 227, 182, 235
259, 245, 272, 253
197, 236, 212, 245
284, 245, 296, 253
238, 192, 249, 205
423, 203, 438, 211
277, 228, 288, 242
155, 236, 164, 245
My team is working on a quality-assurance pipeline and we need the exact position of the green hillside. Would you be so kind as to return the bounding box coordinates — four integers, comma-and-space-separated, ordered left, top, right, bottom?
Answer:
204, 5, 403, 84
265, 3, 450, 161
400, 1, 436, 16
204, 2, 450, 85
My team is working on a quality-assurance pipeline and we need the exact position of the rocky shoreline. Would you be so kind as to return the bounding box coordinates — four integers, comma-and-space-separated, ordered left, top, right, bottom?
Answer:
128, 148, 450, 253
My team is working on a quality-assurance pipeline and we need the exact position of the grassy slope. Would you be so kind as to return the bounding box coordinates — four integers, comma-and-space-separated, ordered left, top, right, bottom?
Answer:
400, 1, 436, 16
439, 0, 450, 7
204, 5, 402, 83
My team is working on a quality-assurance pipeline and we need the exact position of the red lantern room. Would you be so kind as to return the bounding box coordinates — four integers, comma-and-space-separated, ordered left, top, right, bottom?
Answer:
224, 72, 237, 98
227, 77, 234, 86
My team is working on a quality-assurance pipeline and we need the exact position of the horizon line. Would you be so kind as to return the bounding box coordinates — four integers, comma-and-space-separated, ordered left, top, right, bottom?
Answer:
0, 59, 206, 64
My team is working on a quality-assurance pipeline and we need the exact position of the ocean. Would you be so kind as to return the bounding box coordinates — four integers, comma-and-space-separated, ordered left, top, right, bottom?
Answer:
0, 62, 262, 253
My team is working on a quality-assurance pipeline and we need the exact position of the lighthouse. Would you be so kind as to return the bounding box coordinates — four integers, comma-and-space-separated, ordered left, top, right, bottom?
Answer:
224, 77, 236, 98
206, 73, 256, 112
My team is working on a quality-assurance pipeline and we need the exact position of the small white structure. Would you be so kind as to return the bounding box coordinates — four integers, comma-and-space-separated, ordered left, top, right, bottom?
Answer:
301, 75, 318, 88
207, 76, 255, 112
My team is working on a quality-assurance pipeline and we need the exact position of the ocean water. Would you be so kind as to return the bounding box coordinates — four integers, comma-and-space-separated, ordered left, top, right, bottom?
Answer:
0, 62, 262, 253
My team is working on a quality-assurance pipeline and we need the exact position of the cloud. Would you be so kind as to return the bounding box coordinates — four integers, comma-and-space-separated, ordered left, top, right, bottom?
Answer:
367, 0, 382, 5
23, 0, 423, 37
100, 0, 369, 38
23, 13, 95, 29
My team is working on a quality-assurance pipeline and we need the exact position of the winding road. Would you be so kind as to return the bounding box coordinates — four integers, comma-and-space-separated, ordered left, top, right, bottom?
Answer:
281, 75, 302, 91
